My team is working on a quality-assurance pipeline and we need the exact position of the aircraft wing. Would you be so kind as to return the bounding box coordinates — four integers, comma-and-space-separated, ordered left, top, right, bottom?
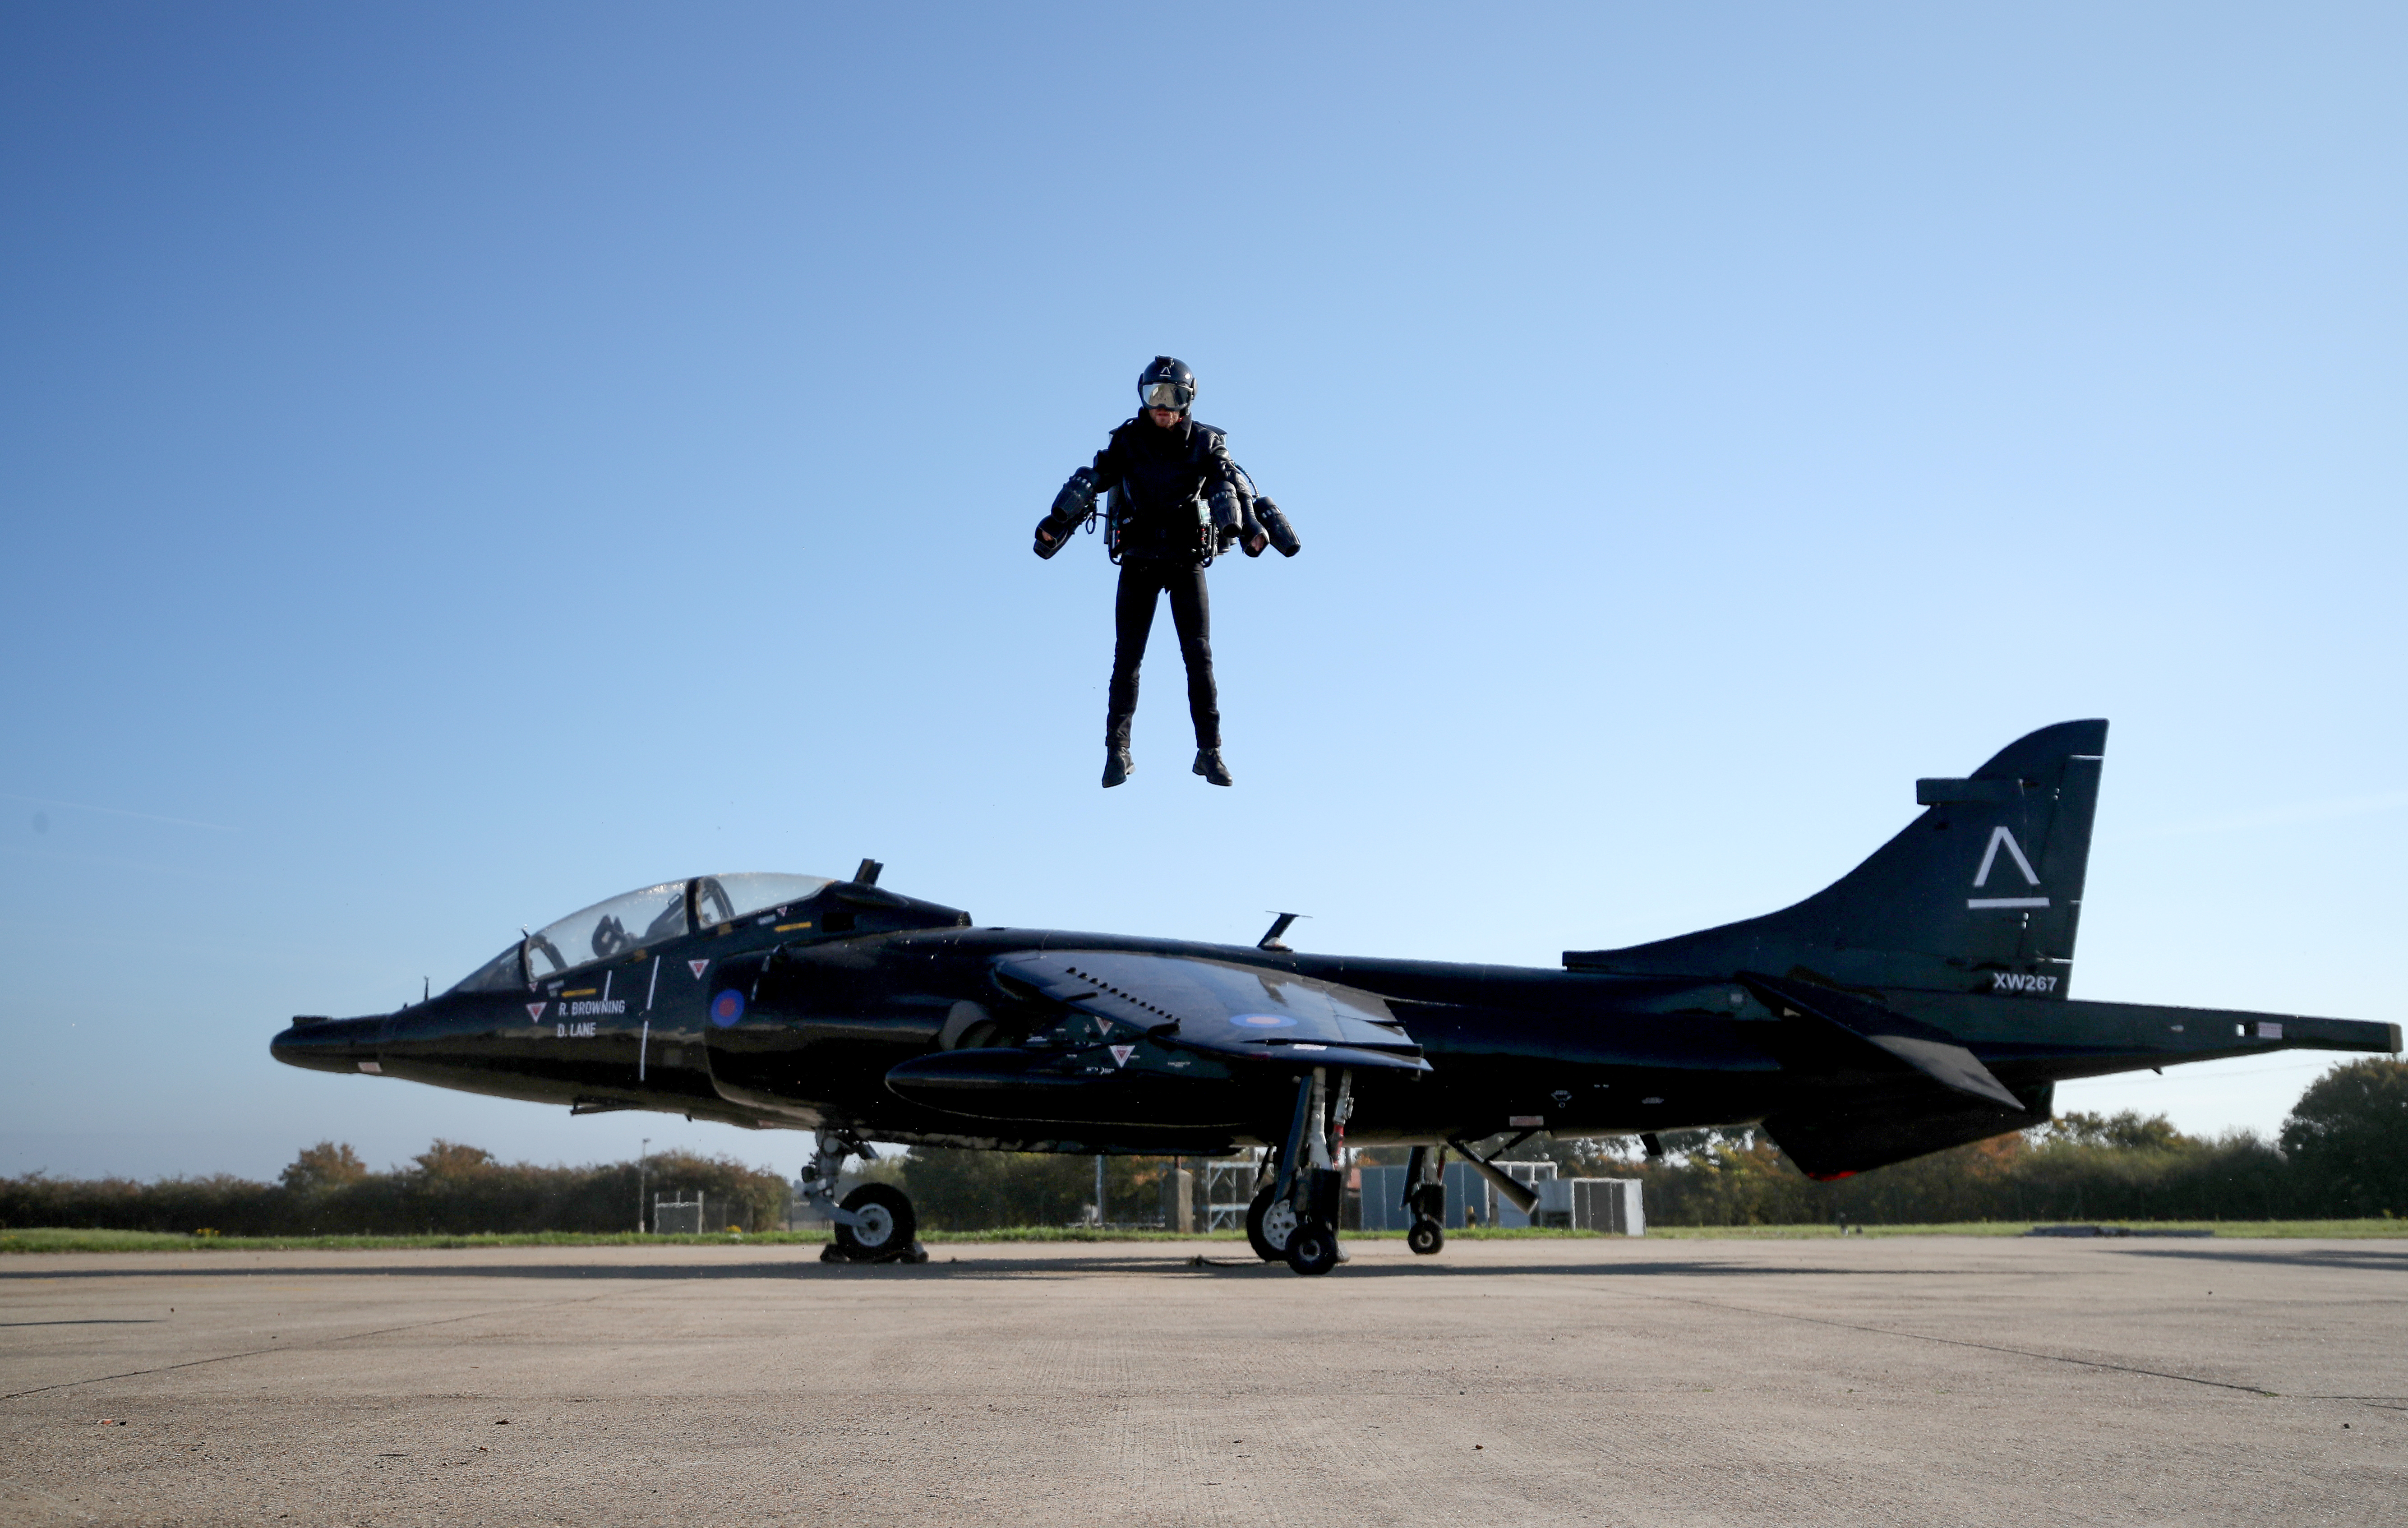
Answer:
993, 951, 1430, 1073
1744, 973, 2023, 1108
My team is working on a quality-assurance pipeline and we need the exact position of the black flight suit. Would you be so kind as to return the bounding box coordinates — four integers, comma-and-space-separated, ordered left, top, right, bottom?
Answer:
1089, 414, 1238, 751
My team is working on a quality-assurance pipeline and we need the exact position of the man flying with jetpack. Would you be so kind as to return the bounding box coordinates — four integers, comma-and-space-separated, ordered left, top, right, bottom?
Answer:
1034, 356, 1301, 788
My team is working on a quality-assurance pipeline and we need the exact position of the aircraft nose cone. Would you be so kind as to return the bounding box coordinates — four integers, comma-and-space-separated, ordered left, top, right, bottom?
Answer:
270, 1014, 387, 1074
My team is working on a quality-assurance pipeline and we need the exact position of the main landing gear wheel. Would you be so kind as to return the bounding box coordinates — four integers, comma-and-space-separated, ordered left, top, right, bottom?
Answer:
831, 1183, 919, 1263
1246, 1183, 1296, 1262
1284, 1219, 1340, 1276
1407, 1217, 1445, 1256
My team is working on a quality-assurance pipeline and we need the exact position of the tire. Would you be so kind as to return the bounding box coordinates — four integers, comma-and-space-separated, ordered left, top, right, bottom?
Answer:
1407, 1217, 1445, 1256
1284, 1219, 1340, 1276
834, 1183, 917, 1260
1246, 1183, 1297, 1261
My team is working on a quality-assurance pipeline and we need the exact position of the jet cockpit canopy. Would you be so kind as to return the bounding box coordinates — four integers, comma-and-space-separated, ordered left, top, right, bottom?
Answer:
451, 872, 836, 993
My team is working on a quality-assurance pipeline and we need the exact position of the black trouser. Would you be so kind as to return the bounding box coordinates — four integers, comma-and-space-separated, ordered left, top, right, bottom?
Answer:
1109, 557, 1219, 748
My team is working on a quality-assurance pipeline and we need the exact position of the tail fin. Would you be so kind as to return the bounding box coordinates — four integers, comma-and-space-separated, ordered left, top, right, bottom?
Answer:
1566, 720, 2108, 997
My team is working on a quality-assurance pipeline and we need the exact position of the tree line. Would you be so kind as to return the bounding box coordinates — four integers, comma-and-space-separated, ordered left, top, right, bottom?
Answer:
1482, 1056, 2408, 1226
0, 1141, 790, 1237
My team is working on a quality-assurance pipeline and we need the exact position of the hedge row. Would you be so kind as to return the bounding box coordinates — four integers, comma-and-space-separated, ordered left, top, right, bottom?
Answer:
0, 1141, 789, 1236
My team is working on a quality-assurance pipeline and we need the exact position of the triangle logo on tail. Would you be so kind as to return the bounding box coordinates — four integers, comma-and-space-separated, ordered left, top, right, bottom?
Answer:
1969, 826, 2049, 909
1972, 826, 2041, 887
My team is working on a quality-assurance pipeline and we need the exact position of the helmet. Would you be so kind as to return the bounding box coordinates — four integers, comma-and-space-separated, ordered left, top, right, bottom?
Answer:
1137, 355, 1196, 415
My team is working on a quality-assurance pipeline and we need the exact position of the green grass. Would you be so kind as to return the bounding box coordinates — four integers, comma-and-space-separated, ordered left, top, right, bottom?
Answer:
918, 1227, 1247, 1243
5, 1219, 2402, 1254
0, 1228, 836, 1254
1647, 1219, 2408, 1239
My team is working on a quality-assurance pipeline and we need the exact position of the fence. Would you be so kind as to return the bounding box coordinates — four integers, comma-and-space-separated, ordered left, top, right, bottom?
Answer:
1182, 1156, 1643, 1236
652, 1192, 747, 1234
1357, 1161, 1564, 1230
1535, 1177, 1645, 1235
1200, 1156, 1261, 1232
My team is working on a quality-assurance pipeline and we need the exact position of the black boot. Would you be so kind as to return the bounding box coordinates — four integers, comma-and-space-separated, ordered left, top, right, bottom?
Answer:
1192, 748, 1233, 787
1103, 715, 1135, 789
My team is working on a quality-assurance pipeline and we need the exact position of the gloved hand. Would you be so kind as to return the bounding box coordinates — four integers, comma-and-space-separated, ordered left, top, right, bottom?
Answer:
1033, 515, 1074, 560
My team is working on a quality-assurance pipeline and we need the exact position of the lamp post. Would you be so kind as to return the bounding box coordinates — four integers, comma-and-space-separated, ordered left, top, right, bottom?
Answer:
638, 1137, 650, 1235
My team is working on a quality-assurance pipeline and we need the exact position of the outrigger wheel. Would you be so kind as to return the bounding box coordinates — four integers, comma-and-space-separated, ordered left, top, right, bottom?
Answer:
1283, 1219, 1340, 1276
830, 1183, 922, 1263
1246, 1183, 1296, 1262
1407, 1217, 1445, 1256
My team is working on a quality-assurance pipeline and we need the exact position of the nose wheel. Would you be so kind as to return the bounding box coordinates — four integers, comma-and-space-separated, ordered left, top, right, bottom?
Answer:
802, 1131, 928, 1265
829, 1182, 923, 1262
1258, 1068, 1355, 1276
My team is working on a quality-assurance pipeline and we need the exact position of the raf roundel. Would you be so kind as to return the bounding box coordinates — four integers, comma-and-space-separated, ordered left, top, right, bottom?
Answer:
1230, 1013, 1295, 1029
710, 989, 746, 1027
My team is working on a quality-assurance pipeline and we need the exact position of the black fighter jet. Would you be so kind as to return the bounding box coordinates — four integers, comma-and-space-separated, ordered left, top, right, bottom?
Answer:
273, 721, 2396, 1274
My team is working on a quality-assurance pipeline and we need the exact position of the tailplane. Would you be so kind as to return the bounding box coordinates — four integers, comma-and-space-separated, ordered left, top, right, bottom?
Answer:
1566, 720, 2108, 997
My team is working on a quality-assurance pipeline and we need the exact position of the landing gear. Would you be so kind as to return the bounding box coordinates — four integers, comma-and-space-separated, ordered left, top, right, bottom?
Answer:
801, 1129, 927, 1265
1263, 1068, 1352, 1276
832, 1183, 919, 1261
1284, 1219, 1340, 1276
1402, 1144, 1448, 1257
1246, 1182, 1296, 1261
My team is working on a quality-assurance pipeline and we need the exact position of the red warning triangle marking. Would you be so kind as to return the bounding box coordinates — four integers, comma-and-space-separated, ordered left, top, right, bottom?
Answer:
526, 1002, 547, 1021
688, 960, 709, 979
1109, 1045, 1135, 1068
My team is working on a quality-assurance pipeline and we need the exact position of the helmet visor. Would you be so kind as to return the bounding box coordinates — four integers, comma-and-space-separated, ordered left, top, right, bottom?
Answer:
1139, 380, 1193, 412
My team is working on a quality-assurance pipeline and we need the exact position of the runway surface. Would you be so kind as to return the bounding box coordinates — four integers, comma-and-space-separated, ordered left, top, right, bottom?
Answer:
1, 1235, 2401, 1526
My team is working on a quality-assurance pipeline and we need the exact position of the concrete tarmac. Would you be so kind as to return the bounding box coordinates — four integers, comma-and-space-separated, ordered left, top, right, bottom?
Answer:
1, 1235, 2401, 1526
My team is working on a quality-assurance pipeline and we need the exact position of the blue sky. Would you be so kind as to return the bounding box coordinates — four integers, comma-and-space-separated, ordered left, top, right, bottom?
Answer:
3, 4, 2400, 1182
